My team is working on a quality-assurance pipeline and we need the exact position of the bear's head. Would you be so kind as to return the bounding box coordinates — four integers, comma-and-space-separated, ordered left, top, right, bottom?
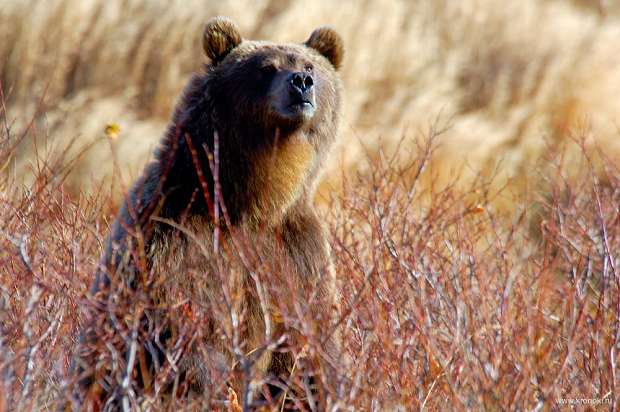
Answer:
203, 17, 343, 137
199, 17, 344, 223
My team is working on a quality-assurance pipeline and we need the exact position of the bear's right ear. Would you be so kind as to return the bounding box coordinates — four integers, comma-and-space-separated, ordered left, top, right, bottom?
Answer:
203, 17, 242, 64
305, 26, 344, 70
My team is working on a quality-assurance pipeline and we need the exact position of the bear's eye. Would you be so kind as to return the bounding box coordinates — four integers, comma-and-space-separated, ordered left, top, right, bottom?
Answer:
304, 64, 314, 73
259, 64, 277, 75
256, 64, 277, 85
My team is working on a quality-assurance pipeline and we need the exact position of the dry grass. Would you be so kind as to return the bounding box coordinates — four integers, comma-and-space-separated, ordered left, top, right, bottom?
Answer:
3, 0, 620, 205
2, 0, 620, 410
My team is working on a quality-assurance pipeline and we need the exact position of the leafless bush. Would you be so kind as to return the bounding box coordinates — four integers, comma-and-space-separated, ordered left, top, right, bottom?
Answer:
1, 89, 620, 411
325, 134, 620, 409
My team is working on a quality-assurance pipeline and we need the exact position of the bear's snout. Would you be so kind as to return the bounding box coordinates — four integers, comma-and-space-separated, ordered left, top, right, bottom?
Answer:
288, 72, 315, 108
268, 70, 317, 123
290, 72, 314, 94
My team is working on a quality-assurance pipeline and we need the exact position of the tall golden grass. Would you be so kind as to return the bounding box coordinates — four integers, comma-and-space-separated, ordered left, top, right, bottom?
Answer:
3, 0, 620, 204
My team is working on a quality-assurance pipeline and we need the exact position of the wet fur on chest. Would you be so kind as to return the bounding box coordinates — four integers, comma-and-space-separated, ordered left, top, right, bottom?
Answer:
247, 133, 315, 226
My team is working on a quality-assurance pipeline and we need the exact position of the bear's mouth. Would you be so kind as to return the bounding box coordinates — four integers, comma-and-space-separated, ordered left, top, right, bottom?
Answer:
288, 100, 314, 110
271, 99, 315, 123
269, 89, 316, 125
286, 98, 315, 116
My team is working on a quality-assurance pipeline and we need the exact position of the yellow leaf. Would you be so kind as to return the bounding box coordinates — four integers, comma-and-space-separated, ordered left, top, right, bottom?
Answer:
105, 123, 121, 140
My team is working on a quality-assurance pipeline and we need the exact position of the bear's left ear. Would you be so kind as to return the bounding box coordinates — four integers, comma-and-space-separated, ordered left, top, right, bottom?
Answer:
305, 27, 344, 70
203, 17, 242, 64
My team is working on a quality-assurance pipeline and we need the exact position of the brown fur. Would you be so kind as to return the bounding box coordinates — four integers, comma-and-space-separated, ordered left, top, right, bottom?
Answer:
70, 16, 344, 408
202, 17, 242, 63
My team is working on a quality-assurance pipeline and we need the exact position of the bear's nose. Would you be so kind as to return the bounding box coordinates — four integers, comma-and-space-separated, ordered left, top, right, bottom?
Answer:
290, 72, 314, 93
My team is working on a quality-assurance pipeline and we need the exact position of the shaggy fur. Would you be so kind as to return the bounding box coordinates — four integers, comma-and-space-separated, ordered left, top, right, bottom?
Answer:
70, 16, 344, 408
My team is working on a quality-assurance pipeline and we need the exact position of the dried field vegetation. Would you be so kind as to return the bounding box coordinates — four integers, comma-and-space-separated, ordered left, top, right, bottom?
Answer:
3, 0, 620, 202
1, 0, 620, 410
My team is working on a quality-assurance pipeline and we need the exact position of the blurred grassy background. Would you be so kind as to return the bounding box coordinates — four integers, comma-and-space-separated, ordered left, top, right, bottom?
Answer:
3, 0, 620, 206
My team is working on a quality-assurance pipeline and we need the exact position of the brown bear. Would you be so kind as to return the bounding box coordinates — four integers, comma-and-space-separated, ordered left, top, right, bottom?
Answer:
69, 16, 344, 410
